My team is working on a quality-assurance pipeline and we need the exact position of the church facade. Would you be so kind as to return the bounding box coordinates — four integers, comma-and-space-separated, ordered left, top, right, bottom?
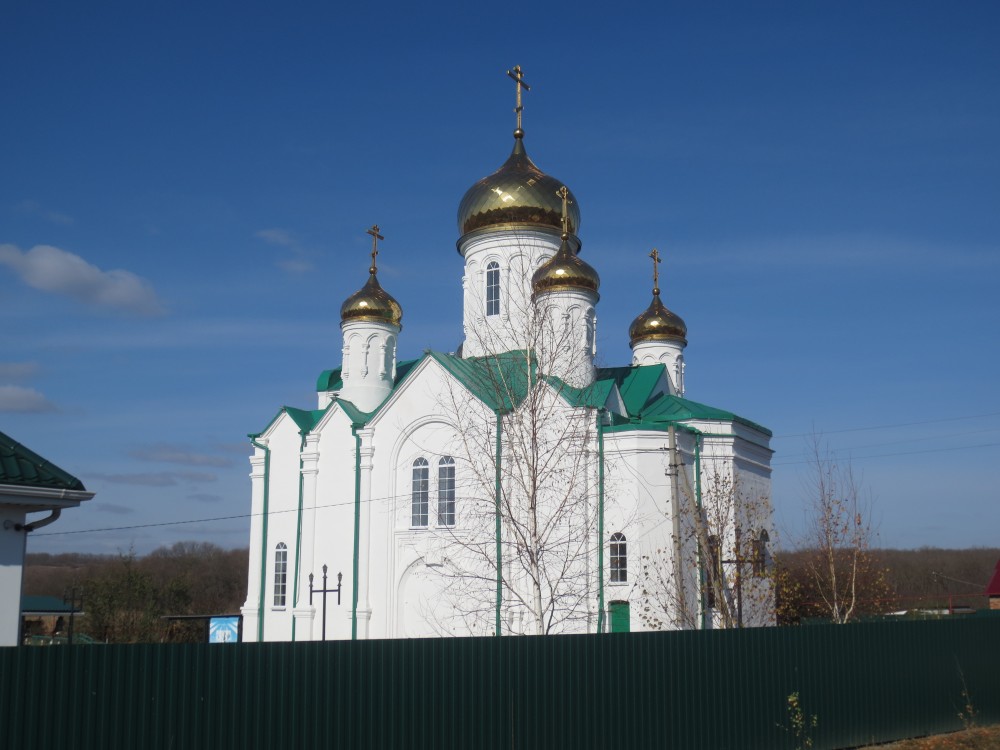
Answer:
241, 72, 774, 641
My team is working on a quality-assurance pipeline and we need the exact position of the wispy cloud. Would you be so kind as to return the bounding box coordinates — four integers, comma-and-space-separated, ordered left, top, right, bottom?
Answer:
0, 243, 166, 316
94, 503, 135, 515
0, 361, 41, 381
90, 471, 216, 486
14, 200, 74, 226
129, 443, 234, 468
0, 385, 57, 413
188, 492, 222, 503
255, 228, 315, 274
255, 228, 297, 247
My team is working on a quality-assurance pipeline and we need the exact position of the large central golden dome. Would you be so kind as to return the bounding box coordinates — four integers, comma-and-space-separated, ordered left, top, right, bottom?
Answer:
458, 136, 581, 237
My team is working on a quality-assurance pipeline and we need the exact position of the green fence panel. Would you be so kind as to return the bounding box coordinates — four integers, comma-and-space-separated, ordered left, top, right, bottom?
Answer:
1, 618, 998, 749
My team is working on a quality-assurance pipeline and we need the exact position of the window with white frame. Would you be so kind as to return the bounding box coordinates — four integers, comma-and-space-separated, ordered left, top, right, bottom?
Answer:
412, 458, 429, 527
438, 456, 455, 526
273, 542, 288, 607
485, 262, 500, 316
610, 532, 627, 583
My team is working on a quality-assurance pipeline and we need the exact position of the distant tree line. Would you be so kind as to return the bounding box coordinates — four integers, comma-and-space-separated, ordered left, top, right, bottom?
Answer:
774, 546, 1000, 625
22, 543, 999, 640
23, 543, 249, 643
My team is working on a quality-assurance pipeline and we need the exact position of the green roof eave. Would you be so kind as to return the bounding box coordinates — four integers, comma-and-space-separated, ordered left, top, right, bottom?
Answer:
249, 405, 328, 439
0, 430, 87, 491
635, 393, 772, 436
336, 398, 374, 427
427, 350, 535, 413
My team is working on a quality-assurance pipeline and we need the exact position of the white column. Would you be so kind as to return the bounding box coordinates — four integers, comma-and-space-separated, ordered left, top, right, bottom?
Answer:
293, 434, 321, 640
0, 506, 28, 647
240, 449, 267, 642
356, 427, 375, 638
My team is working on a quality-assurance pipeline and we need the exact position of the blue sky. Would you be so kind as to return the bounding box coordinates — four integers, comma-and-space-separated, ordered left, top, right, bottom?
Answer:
3, 2, 998, 555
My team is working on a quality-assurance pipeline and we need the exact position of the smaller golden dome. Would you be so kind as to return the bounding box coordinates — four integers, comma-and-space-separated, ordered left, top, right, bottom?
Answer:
629, 290, 686, 347
532, 234, 601, 298
340, 272, 403, 327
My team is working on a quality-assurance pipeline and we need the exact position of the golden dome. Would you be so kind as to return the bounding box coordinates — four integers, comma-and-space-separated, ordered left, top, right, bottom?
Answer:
532, 234, 600, 297
629, 290, 687, 347
458, 136, 581, 237
340, 271, 402, 327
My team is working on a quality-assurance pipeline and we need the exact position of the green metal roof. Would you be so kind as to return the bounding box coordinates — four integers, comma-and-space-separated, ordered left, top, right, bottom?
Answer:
315, 367, 343, 392
594, 364, 666, 414
426, 350, 536, 413
0, 430, 86, 491
609, 392, 772, 436
21, 595, 80, 614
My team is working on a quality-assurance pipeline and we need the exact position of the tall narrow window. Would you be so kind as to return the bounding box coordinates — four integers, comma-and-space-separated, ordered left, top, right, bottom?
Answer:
411, 458, 429, 527
485, 262, 500, 316
752, 530, 770, 577
705, 535, 721, 608
610, 532, 627, 583
438, 456, 456, 526
273, 543, 288, 607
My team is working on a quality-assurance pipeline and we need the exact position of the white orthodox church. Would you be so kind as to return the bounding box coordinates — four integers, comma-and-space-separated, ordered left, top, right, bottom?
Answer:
241, 70, 774, 642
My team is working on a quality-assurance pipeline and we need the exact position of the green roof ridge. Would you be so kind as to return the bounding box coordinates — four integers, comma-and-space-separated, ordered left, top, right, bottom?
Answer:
0, 430, 86, 491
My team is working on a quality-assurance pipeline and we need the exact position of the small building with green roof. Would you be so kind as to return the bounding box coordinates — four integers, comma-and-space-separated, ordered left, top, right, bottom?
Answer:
1, 431, 94, 646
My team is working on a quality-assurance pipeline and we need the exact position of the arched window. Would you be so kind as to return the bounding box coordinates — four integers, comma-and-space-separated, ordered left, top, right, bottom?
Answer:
438, 456, 456, 526
273, 543, 288, 607
485, 262, 500, 316
411, 458, 429, 527
610, 533, 627, 583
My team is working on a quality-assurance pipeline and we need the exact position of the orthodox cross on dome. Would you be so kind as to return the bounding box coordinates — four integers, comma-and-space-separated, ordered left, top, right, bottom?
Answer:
366, 224, 384, 274
506, 65, 530, 136
649, 247, 662, 295
557, 185, 573, 235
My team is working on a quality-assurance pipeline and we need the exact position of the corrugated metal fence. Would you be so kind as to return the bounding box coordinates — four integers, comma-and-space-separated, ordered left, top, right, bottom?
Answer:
2, 616, 998, 750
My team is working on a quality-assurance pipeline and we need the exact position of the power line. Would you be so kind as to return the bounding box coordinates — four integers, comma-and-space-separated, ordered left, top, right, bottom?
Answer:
771, 410, 1000, 440
771, 440, 1000, 467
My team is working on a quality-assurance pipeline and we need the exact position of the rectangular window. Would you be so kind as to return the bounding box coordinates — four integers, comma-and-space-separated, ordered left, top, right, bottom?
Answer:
273, 544, 288, 607
438, 457, 455, 526
412, 459, 429, 527
486, 263, 500, 316
610, 533, 627, 583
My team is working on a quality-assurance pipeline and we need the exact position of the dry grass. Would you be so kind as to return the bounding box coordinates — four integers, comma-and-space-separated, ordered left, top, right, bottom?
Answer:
862, 725, 1000, 749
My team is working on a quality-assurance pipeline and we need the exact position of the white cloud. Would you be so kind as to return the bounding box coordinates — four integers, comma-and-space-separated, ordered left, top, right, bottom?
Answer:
255, 228, 296, 247
276, 258, 315, 273
0, 361, 41, 381
0, 385, 57, 413
0, 243, 165, 316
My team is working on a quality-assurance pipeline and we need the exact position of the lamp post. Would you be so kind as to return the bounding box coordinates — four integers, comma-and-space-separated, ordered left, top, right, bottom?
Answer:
308, 565, 343, 641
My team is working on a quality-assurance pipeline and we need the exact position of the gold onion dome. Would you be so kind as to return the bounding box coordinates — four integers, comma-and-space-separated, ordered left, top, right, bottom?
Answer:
457, 136, 581, 237
532, 233, 600, 297
629, 290, 687, 347
340, 271, 402, 327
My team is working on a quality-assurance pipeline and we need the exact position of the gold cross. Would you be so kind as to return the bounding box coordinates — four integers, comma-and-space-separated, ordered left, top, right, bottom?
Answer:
366, 224, 384, 274
649, 248, 661, 293
506, 65, 530, 134
556, 186, 572, 235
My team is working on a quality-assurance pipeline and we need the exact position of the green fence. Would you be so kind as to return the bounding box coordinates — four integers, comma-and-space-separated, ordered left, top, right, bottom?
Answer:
2, 617, 998, 750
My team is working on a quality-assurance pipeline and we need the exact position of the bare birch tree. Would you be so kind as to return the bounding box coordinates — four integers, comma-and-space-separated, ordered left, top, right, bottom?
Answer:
798, 436, 889, 623
431, 243, 602, 635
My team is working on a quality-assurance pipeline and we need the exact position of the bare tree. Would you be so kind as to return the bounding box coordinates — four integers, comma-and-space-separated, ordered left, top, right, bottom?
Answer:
798, 436, 889, 623
637, 431, 775, 630
430, 243, 602, 635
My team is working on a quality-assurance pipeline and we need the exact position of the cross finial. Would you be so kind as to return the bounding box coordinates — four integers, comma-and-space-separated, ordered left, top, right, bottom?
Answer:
506, 65, 530, 137
366, 224, 384, 274
649, 248, 662, 294
556, 186, 572, 236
